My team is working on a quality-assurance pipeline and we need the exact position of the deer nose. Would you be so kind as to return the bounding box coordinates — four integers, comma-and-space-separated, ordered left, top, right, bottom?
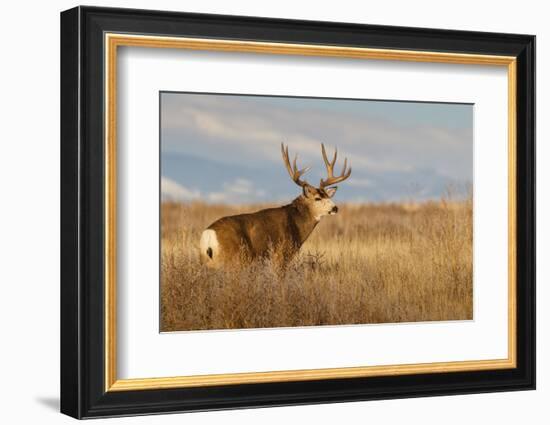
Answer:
331, 206, 338, 213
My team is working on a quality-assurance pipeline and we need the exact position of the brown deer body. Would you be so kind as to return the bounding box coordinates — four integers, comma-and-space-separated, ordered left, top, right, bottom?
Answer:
200, 144, 351, 267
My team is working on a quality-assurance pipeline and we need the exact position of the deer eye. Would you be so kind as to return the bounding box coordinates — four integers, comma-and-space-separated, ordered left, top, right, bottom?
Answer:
314, 197, 322, 201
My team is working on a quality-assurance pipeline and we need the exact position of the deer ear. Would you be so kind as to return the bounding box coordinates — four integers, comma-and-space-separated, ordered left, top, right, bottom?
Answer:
302, 185, 317, 198
325, 187, 338, 198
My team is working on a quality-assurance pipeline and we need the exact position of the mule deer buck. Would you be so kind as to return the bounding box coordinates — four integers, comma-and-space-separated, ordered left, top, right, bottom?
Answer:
200, 143, 352, 267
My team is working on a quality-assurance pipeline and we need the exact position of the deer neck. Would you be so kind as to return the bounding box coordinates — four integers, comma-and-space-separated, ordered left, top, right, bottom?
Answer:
288, 197, 319, 246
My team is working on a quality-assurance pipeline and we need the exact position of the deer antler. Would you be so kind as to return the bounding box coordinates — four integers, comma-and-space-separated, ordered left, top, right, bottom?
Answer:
281, 143, 311, 187
319, 143, 352, 188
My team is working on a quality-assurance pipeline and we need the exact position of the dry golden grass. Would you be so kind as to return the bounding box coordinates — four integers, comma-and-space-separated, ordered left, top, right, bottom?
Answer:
161, 195, 473, 331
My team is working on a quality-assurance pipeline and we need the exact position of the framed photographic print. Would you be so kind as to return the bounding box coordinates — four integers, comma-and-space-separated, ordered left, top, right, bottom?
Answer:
60, 6, 535, 419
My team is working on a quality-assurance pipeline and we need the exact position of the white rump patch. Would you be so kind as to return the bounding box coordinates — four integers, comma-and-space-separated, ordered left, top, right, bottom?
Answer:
200, 229, 219, 260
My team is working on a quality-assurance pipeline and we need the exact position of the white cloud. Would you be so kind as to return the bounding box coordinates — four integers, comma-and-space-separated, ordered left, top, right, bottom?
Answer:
347, 177, 373, 188
207, 178, 266, 204
168, 105, 325, 164
161, 177, 200, 201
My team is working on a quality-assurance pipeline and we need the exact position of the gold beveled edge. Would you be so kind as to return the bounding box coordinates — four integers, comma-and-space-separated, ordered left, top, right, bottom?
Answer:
107, 33, 516, 65
507, 59, 517, 368
105, 33, 118, 390
104, 33, 518, 392
109, 358, 515, 391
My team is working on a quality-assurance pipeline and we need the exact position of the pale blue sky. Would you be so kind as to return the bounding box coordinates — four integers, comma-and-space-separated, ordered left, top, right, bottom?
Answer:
160, 92, 473, 203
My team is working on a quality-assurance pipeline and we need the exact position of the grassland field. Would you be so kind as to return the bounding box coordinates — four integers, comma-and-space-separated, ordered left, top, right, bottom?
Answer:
161, 195, 473, 332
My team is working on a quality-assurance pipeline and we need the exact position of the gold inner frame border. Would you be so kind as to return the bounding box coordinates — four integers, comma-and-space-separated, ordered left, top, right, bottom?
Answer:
104, 33, 517, 392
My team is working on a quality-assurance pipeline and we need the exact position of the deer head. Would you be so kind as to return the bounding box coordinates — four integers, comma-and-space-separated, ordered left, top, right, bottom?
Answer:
281, 143, 352, 220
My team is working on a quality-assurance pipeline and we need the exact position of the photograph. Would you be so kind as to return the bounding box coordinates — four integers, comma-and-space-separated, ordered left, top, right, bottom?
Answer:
160, 92, 474, 332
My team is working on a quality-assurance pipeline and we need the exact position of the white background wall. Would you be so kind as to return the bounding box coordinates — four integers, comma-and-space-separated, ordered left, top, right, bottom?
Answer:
0, 1, 545, 423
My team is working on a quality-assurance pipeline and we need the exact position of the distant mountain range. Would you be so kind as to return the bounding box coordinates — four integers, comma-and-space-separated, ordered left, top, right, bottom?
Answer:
161, 152, 466, 204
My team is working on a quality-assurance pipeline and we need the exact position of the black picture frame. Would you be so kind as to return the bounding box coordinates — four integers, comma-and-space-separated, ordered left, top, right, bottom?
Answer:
60, 5, 535, 419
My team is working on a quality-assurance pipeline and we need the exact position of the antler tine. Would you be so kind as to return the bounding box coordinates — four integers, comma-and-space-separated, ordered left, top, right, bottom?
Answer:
319, 144, 352, 188
342, 158, 350, 176
281, 143, 293, 177
321, 143, 337, 170
281, 143, 310, 187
